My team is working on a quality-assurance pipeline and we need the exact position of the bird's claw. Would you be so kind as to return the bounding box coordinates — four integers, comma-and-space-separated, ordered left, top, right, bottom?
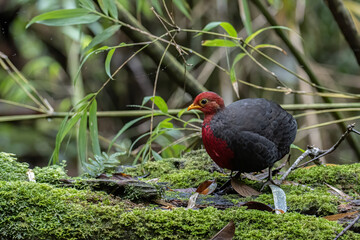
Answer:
260, 179, 280, 192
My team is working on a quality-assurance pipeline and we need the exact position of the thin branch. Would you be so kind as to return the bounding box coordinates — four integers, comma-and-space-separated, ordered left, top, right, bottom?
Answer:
334, 215, 360, 240
297, 124, 356, 168
280, 124, 357, 183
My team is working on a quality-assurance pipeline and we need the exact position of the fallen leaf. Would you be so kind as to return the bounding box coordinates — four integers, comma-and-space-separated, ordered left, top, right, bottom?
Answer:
325, 183, 352, 201
196, 180, 217, 195
173, 188, 197, 193
238, 201, 273, 212
269, 184, 287, 214
210, 220, 235, 240
153, 199, 175, 208
324, 211, 358, 221
187, 192, 199, 209
231, 178, 260, 197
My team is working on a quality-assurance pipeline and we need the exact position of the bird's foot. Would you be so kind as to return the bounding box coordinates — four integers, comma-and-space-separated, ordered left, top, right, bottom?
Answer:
260, 178, 280, 192
214, 171, 240, 195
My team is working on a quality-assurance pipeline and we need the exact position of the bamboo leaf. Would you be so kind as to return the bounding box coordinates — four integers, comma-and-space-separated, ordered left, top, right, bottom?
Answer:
219, 22, 237, 38
83, 25, 121, 54
240, 0, 252, 35
152, 150, 163, 161
142, 96, 168, 113
79, 0, 95, 11
173, 0, 192, 20
51, 112, 82, 164
230, 53, 246, 83
89, 100, 101, 157
252, 44, 287, 55
98, 0, 118, 18
26, 9, 100, 28
244, 26, 295, 45
197, 21, 237, 37
78, 109, 88, 164
105, 48, 116, 79
107, 115, 151, 152
202, 39, 238, 47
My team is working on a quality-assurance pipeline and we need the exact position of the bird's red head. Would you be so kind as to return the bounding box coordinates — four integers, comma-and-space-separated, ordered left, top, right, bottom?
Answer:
187, 91, 225, 115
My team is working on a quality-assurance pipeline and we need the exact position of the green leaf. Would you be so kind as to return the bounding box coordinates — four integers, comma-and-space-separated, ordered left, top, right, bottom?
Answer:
50, 112, 82, 164
26, 9, 100, 28
98, 0, 118, 18
177, 108, 187, 118
107, 115, 151, 152
89, 100, 101, 157
151, 0, 164, 15
78, 109, 88, 164
105, 48, 116, 79
202, 39, 238, 47
83, 25, 121, 54
201, 21, 222, 34
230, 53, 246, 83
75, 93, 96, 109
158, 118, 173, 129
219, 22, 237, 38
244, 26, 295, 45
251, 44, 287, 55
290, 144, 305, 153
240, 0, 252, 35
196, 21, 237, 37
142, 96, 168, 113
173, 0, 192, 20
152, 150, 163, 161
79, 0, 95, 11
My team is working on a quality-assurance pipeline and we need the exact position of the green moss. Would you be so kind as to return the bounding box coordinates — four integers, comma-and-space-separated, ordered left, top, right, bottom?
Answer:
0, 181, 358, 240
0, 152, 68, 184
124, 150, 227, 188
287, 164, 360, 194
158, 169, 223, 188
0, 152, 29, 181
256, 185, 339, 216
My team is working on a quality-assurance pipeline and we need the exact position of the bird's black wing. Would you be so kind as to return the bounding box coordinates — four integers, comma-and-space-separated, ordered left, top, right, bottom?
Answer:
210, 98, 297, 164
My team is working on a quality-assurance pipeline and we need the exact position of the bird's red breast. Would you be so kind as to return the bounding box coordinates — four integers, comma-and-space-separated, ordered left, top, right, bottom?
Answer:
202, 124, 234, 169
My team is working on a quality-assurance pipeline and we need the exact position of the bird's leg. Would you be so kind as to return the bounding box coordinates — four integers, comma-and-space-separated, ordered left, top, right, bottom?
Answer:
215, 171, 240, 195
260, 166, 279, 191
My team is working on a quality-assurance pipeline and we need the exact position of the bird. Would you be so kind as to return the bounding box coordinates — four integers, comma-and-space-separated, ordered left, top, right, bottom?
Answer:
187, 91, 297, 183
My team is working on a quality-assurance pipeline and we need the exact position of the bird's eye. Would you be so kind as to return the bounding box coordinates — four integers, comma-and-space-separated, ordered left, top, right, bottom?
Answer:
200, 99, 208, 106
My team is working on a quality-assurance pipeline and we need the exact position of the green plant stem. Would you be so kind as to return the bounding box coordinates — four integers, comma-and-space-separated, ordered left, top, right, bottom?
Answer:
251, 0, 360, 160
115, 2, 207, 97
2, 102, 360, 122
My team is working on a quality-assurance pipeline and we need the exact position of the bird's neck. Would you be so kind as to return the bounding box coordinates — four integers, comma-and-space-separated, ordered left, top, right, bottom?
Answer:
203, 113, 216, 125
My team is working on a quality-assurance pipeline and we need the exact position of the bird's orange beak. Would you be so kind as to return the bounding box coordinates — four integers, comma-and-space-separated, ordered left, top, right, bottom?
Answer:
187, 103, 202, 111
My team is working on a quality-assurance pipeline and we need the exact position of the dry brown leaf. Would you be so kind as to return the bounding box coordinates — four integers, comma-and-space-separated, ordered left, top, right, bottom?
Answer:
231, 178, 260, 197
196, 180, 217, 195
323, 211, 358, 221
153, 199, 176, 209
238, 201, 274, 212
210, 220, 235, 240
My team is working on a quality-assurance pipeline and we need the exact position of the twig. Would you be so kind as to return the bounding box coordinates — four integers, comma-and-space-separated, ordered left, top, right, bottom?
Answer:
334, 215, 360, 240
297, 124, 355, 168
280, 124, 357, 183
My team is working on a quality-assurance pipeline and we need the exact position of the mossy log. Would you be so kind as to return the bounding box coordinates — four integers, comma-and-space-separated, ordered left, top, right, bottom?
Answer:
1, 151, 360, 239
59, 178, 159, 200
